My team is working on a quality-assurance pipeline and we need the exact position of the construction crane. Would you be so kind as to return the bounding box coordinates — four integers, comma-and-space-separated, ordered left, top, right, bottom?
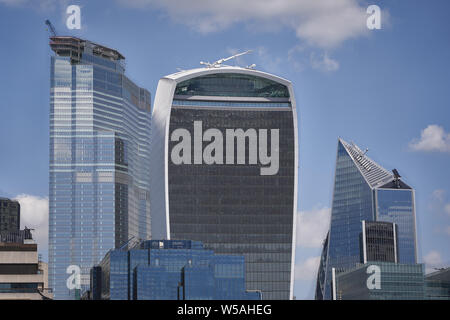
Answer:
45, 19, 57, 37
200, 50, 252, 68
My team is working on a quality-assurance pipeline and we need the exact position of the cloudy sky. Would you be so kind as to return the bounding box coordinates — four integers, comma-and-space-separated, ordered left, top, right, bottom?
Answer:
0, 0, 449, 299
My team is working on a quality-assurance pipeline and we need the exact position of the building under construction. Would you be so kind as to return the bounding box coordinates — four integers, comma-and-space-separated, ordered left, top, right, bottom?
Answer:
48, 33, 152, 299
49, 36, 125, 64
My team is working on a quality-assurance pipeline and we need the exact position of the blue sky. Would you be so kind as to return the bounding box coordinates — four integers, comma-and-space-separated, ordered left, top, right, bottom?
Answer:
0, 0, 449, 299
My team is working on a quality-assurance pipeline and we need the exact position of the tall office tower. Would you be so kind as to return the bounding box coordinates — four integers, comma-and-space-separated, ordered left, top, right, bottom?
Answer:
315, 138, 417, 300
149, 66, 298, 299
0, 198, 20, 234
49, 36, 151, 299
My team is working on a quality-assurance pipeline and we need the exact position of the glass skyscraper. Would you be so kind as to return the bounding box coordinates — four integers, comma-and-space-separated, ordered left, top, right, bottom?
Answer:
49, 36, 151, 299
149, 67, 298, 299
316, 138, 417, 300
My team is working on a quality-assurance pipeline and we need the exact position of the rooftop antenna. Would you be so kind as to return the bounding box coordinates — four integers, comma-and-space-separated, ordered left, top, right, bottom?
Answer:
200, 50, 252, 68
45, 19, 57, 37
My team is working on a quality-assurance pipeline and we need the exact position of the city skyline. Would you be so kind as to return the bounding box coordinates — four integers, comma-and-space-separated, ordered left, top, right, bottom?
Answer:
0, 0, 449, 300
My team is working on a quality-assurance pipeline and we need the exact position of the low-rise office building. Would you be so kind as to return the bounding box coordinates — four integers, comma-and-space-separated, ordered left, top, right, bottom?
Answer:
89, 239, 261, 300
425, 267, 450, 300
332, 262, 425, 300
0, 230, 53, 300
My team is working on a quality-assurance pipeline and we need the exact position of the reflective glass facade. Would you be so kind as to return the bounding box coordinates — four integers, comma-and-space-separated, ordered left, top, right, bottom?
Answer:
93, 240, 260, 300
174, 73, 290, 97
316, 139, 418, 300
49, 39, 151, 300
425, 268, 450, 300
318, 140, 374, 300
376, 189, 417, 263
334, 262, 425, 300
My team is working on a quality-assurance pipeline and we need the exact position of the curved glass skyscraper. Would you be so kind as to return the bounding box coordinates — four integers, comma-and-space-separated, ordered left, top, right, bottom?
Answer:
49, 36, 151, 299
316, 138, 417, 300
149, 67, 298, 299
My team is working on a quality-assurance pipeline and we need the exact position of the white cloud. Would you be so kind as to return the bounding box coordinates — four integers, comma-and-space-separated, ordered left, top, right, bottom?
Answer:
432, 189, 445, 202
118, 0, 370, 48
310, 51, 339, 72
287, 45, 306, 72
423, 250, 444, 273
295, 256, 320, 281
409, 125, 450, 153
445, 204, 450, 217
13, 194, 49, 254
446, 226, 450, 237
297, 206, 330, 248
224, 46, 282, 74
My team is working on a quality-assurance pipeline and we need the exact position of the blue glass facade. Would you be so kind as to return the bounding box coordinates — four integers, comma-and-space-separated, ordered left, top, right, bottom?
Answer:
93, 240, 261, 300
316, 139, 418, 300
49, 37, 151, 299
376, 189, 417, 263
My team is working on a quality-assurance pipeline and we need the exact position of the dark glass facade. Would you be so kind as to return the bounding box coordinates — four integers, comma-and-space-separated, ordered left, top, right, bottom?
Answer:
362, 221, 397, 263
174, 73, 290, 97
0, 198, 20, 234
168, 106, 295, 300
92, 240, 260, 300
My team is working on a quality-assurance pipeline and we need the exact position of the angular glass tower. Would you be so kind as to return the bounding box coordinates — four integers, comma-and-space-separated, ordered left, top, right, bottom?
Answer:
316, 138, 417, 300
149, 67, 298, 299
49, 36, 151, 299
